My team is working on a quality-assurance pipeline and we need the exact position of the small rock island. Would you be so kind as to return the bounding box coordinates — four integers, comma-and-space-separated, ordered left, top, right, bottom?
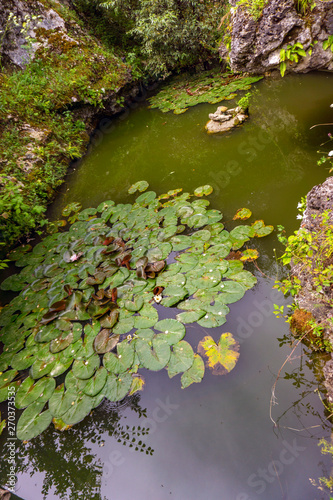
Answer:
205, 105, 248, 134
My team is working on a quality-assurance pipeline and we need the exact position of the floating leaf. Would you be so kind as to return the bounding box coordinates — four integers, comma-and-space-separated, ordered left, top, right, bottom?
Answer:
72, 354, 100, 380
154, 319, 186, 345
233, 208, 252, 221
49, 384, 77, 418
104, 372, 132, 402
251, 220, 274, 237
128, 180, 149, 194
229, 270, 257, 289
133, 304, 158, 329
194, 185, 213, 197
167, 340, 194, 378
94, 329, 120, 354
61, 394, 94, 426
161, 285, 187, 307
240, 249, 259, 262
198, 333, 240, 375
15, 376, 56, 409
181, 354, 205, 388
129, 374, 145, 395
135, 338, 170, 371
83, 367, 108, 397
17, 401, 53, 441
103, 342, 134, 374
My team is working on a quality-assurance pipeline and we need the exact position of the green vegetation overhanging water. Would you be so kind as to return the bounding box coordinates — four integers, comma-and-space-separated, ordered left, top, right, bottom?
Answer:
1, 72, 333, 500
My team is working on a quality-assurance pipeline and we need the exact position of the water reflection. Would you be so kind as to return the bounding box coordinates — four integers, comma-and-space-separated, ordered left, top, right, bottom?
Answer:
0, 395, 152, 499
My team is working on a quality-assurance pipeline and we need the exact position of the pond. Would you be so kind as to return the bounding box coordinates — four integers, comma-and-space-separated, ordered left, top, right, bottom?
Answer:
1, 72, 333, 500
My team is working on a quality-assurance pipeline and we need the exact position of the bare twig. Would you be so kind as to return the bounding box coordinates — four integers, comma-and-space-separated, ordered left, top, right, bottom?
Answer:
270, 330, 309, 427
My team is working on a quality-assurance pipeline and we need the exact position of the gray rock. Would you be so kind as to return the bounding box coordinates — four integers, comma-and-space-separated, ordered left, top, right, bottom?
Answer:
0, 0, 71, 68
220, 0, 333, 74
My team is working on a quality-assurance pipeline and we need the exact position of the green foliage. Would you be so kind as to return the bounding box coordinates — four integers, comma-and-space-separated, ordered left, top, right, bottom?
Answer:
275, 204, 333, 351
149, 69, 263, 114
0, 3, 130, 247
236, 0, 268, 20
237, 92, 251, 112
0, 411, 5, 435
279, 43, 307, 77
310, 439, 333, 495
323, 36, 333, 53
294, 0, 315, 15
0, 182, 274, 440
89, 0, 226, 77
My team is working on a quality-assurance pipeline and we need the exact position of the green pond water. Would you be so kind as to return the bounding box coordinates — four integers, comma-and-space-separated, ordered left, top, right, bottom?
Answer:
1, 72, 333, 499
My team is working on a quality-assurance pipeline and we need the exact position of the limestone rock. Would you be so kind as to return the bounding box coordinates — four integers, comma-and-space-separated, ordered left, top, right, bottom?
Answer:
220, 0, 333, 74
0, 0, 71, 68
205, 104, 248, 134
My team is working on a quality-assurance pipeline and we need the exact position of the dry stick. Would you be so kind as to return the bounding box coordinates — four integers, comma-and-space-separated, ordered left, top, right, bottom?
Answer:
310, 123, 333, 129
272, 459, 285, 497
253, 259, 275, 280
270, 330, 309, 427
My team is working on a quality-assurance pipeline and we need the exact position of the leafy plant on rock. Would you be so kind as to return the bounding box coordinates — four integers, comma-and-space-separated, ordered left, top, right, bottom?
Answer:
279, 43, 307, 77
0, 182, 273, 440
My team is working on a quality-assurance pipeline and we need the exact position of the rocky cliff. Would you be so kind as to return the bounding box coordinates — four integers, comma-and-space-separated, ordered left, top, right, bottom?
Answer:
220, 0, 333, 75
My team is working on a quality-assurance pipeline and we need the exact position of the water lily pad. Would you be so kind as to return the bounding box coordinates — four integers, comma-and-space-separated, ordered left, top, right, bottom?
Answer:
72, 354, 100, 380
135, 338, 170, 371
133, 304, 158, 329
135, 191, 156, 206
0, 369, 18, 389
94, 329, 120, 354
170, 235, 192, 251
181, 354, 205, 388
83, 366, 108, 397
103, 342, 134, 374
197, 304, 229, 328
192, 268, 221, 290
17, 401, 53, 441
214, 280, 246, 304
61, 393, 94, 426
252, 220, 274, 237
11, 346, 38, 370
129, 374, 145, 395
30, 355, 57, 379
50, 330, 74, 354
233, 208, 252, 221
191, 230, 211, 243
161, 285, 188, 307
125, 296, 144, 312
0, 274, 26, 292
176, 309, 206, 324
175, 253, 198, 273
167, 340, 194, 378
229, 270, 257, 289
128, 181, 149, 194
198, 333, 240, 375
205, 210, 223, 224
194, 185, 213, 197
15, 376, 56, 409
97, 200, 115, 212
154, 319, 186, 345
240, 249, 259, 262
48, 384, 77, 418
186, 213, 209, 228
104, 372, 132, 402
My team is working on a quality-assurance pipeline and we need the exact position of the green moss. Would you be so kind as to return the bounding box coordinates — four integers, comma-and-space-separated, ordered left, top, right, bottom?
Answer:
0, 10, 131, 248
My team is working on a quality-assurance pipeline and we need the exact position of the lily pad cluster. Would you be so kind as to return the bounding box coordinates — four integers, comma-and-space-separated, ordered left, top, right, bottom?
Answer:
0, 182, 273, 440
148, 69, 263, 114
